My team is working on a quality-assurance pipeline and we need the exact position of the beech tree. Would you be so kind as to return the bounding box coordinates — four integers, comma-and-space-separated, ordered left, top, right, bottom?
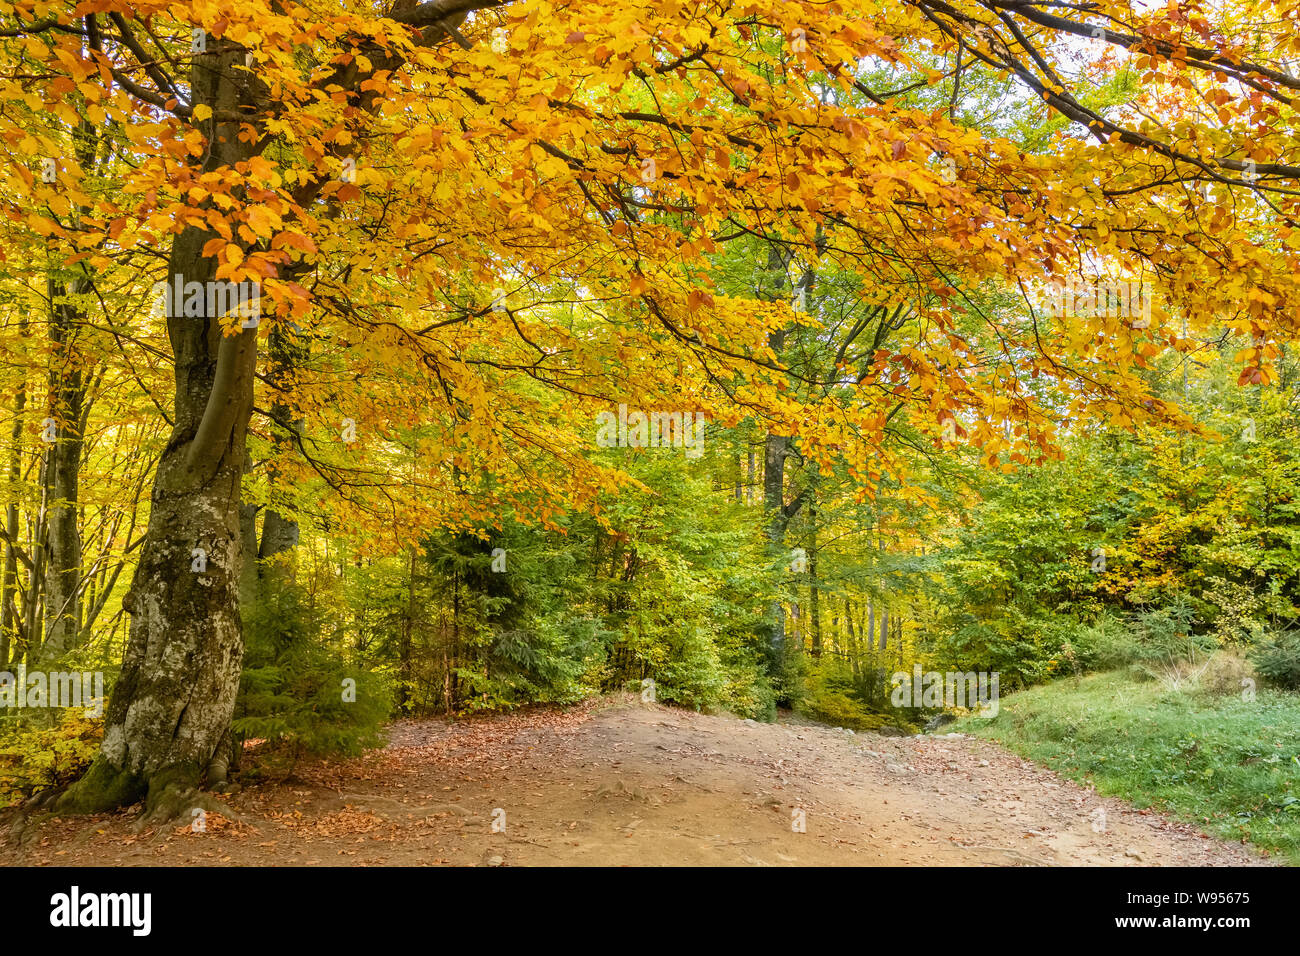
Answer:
0, 0, 1296, 816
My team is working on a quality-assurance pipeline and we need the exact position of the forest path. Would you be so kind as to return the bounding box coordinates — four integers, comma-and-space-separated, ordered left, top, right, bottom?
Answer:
6, 697, 1270, 866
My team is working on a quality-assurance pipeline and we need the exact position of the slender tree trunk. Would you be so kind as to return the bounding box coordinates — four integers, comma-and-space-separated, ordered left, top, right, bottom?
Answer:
451, 564, 460, 711
808, 490, 820, 657
238, 451, 259, 607
866, 600, 875, 660
400, 545, 415, 711
763, 427, 790, 655
257, 323, 305, 574
256, 501, 298, 562
1, 363, 26, 669
41, 113, 100, 661
41, 274, 88, 659
845, 598, 860, 678
760, 242, 795, 660
24, 471, 48, 662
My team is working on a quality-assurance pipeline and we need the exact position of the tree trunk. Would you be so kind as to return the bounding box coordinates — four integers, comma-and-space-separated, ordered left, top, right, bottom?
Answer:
759, 242, 794, 659
845, 599, 859, 678
0, 359, 26, 669
399, 545, 415, 711
238, 451, 259, 607
808, 487, 820, 657
866, 600, 875, 660
257, 323, 305, 575
58, 44, 258, 814
41, 114, 100, 661
24, 476, 47, 660
40, 274, 88, 659
763, 428, 790, 655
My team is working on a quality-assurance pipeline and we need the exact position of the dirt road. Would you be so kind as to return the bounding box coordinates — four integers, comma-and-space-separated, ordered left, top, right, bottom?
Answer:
4, 697, 1271, 866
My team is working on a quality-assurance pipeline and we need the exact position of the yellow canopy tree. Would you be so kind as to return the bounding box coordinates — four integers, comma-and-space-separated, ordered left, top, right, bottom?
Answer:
0, 0, 1295, 815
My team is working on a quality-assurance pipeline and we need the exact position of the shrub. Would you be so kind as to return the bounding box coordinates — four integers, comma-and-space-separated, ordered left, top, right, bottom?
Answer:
234, 580, 390, 774
1124, 601, 1216, 684
454, 615, 609, 712
0, 711, 102, 807
931, 607, 1057, 688
798, 657, 900, 732
1065, 612, 1141, 670
1250, 629, 1300, 690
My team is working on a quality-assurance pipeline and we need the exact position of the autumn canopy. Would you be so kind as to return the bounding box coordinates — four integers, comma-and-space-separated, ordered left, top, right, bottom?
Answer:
0, 0, 1296, 815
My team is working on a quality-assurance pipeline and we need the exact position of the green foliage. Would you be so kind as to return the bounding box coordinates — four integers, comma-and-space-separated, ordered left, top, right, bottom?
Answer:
1250, 629, 1300, 690
1124, 601, 1217, 676
354, 450, 780, 719
234, 580, 390, 768
915, 343, 1300, 702
798, 656, 909, 732
454, 615, 610, 712
0, 711, 102, 807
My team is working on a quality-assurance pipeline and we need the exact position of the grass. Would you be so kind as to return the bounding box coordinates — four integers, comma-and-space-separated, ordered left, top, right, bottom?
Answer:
951, 669, 1300, 865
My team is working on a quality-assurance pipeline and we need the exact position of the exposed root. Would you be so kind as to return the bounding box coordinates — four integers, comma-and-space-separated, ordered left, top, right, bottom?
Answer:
134, 778, 244, 834
5, 783, 77, 848
52, 757, 146, 815
7, 808, 53, 848
6, 755, 245, 849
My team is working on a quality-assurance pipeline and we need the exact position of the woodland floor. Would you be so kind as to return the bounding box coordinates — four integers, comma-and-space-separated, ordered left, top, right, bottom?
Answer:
3, 696, 1273, 866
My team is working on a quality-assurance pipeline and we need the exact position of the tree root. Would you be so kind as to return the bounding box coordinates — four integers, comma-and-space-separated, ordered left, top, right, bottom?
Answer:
134, 778, 246, 835
52, 756, 147, 815
5, 757, 247, 847
7, 807, 54, 848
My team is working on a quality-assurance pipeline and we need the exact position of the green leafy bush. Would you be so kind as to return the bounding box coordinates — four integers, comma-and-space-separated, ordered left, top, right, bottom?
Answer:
1124, 601, 1217, 684
798, 657, 902, 731
0, 711, 102, 807
1062, 612, 1141, 671
454, 615, 610, 712
234, 581, 390, 772
1250, 629, 1300, 690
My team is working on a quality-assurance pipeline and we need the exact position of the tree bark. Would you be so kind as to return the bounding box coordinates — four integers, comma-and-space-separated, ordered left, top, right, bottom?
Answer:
845, 598, 860, 678
808, 486, 820, 657
399, 545, 415, 711
237, 452, 259, 608
763, 427, 791, 655
41, 114, 100, 661
257, 323, 305, 574
0, 354, 27, 668
58, 43, 258, 814
758, 239, 792, 658
866, 599, 875, 660
41, 274, 88, 659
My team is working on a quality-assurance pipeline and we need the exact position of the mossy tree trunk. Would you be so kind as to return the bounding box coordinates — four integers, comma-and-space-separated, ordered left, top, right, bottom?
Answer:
58, 41, 257, 814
